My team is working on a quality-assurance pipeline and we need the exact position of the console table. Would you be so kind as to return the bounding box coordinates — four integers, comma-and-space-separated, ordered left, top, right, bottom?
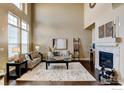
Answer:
6, 60, 28, 80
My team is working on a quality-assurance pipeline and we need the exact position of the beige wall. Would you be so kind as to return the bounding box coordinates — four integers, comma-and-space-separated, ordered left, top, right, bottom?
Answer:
0, 8, 8, 70
84, 3, 124, 83
0, 3, 32, 71
33, 3, 92, 58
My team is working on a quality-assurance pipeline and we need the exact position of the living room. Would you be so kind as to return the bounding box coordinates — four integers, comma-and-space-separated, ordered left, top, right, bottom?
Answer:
0, 2, 124, 88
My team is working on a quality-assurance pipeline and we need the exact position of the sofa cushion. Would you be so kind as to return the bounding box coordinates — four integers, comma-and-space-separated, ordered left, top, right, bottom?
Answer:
32, 58, 41, 63
27, 51, 42, 69
54, 56, 64, 60
27, 58, 41, 69
31, 51, 39, 59
53, 51, 60, 56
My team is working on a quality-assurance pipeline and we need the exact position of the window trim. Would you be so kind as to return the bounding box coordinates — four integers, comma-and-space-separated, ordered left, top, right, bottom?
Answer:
8, 12, 20, 27
21, 20, 29, 53
13, 3, 28, 15
13, 3, 23, 10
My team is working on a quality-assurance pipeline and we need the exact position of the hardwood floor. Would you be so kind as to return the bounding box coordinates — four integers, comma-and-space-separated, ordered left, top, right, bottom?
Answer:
4, 61, 120, 85
80, 61, 99, 80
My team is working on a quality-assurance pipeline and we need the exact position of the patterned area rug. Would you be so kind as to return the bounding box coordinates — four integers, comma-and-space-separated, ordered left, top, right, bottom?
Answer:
17, 62, 96, 81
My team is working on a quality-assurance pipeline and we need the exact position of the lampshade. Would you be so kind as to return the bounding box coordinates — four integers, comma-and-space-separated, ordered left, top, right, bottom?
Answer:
35, 45, 40, 51
12, 47, 20, 53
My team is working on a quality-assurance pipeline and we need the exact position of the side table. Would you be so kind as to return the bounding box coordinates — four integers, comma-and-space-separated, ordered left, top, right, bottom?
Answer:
6, 60, 28, 80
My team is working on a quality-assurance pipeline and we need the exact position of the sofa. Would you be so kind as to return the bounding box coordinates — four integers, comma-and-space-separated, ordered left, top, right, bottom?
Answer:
47, 50, 72, 61
25, 51, 43, 69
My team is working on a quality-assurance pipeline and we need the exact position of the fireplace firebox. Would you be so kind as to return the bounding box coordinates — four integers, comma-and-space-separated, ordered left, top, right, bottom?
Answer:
99, 51, 113, 69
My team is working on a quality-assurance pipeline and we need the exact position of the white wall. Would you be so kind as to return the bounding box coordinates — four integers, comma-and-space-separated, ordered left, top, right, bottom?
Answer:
84, 3, 124, 83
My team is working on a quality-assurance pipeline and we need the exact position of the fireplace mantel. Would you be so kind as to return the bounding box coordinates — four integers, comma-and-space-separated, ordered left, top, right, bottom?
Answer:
95, 42, 119, 47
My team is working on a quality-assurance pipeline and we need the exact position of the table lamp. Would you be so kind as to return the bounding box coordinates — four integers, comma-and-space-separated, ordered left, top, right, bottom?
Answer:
12, 47, 20, 62
35, 45, 40, 51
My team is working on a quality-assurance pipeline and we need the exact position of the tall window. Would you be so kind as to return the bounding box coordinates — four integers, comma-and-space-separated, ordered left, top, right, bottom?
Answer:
8, 13, 20, 58
24, 3, 28, 15
8, 12, 29, 58
13, 3, 23, 10
21, 21, 29, 53
13, 3, 28, 15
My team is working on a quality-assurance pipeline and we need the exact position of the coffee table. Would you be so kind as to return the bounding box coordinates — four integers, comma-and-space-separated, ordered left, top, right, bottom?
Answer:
43, 58, 89, 70
45, 58, 72, 70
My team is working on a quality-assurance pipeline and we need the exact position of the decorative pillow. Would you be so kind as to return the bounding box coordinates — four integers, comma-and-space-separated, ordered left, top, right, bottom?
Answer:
28, 53, 33, 60
31, 51, 39, 59
53, 51, 60, 56
61, 50, 68, 56
25, 53, 32, 61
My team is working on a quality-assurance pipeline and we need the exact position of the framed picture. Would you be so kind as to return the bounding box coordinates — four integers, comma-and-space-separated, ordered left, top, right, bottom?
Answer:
53, 38, 68, 50
99, 25, 105, 38
105, 21, 114, 37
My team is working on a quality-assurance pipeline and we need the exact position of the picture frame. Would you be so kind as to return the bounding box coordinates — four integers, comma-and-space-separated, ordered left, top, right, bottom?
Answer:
53, 38, 68, 50
105, 21, 114, 38
99, 25, 105, 38
98, 21, 115, 38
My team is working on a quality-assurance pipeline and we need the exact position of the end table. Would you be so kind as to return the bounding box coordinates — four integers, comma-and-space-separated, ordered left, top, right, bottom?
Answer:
6, 60, 28, 80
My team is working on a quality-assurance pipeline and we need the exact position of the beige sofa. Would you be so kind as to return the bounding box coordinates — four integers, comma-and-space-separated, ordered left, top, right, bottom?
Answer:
25, 51, 42, 69
8, 51, 42, 70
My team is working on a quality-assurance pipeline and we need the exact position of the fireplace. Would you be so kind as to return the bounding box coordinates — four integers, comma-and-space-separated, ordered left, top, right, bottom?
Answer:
99, 51, 113, 69
95, 44, 120, 81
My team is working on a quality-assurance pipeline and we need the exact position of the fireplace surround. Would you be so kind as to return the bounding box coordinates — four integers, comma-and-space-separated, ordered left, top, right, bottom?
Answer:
95, 43, 120, 79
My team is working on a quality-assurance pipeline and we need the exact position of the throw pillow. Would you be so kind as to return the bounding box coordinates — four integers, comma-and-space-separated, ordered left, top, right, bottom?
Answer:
53, 51, 60, 56
25, 53, 32, 61
28, 53, 33, 60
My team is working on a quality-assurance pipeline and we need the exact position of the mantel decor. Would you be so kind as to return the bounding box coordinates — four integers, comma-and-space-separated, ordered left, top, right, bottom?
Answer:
89, 3, 96, 8
99, 25, 105, 38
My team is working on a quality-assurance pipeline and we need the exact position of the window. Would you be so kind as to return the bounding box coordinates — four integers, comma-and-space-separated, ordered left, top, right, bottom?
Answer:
8, 13, 20, 58
13, 3, 23, 10
8, 14, 18, 26
21, 21, 29, 53
8, 13, 29, 58
13, 3, 28, 15
24, 3, 28, 15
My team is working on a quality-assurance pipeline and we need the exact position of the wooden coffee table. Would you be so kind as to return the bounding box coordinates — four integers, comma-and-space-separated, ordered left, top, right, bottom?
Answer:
45, 59, 71, 70
43, 58, 89, 70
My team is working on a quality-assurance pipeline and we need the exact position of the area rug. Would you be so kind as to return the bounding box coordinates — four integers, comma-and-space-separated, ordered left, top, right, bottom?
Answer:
17, 62, 96, 81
